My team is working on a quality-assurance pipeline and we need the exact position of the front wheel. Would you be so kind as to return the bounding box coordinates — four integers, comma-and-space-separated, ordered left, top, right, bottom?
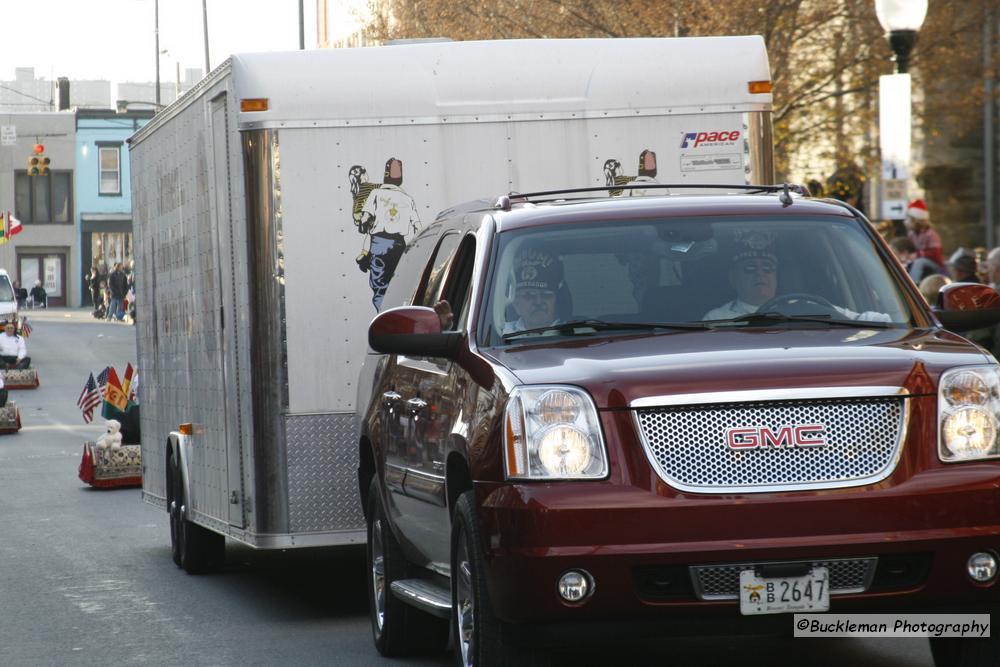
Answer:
930, 636, 1000, 667
451, 491, 550, 667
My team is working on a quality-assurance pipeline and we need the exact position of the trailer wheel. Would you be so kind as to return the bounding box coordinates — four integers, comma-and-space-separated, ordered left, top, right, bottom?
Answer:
168, 449, 224, 574
451, 491, 550, 667
366, 478, 447, 656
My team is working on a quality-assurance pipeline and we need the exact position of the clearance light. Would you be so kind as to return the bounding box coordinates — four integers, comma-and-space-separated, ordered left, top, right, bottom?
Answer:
748, 81, 773, 94
179, 422, 193, 435
240, 98, 269, 112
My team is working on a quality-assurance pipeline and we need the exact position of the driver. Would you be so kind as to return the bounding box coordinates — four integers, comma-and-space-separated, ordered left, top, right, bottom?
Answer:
502, 247, 564, 334
703, 230, 890, 322
703, 231, 779, 320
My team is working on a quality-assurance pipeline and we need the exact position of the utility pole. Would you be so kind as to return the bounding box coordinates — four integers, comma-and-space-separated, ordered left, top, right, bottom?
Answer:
203, 0, 211, 75
155, 0, 161, 108
299, 0, 305, 49
986, 7, 997, 249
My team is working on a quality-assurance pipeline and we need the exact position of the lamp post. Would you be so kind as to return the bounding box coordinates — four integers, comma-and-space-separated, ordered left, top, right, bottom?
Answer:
875, 0, 927, 228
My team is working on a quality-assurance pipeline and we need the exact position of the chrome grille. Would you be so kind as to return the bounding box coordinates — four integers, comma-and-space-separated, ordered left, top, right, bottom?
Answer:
690, 557, 878, 601
634, 397, 905, 493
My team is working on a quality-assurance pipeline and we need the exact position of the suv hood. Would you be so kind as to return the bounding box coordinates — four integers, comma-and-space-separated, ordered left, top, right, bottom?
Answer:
486, 328, 990, 409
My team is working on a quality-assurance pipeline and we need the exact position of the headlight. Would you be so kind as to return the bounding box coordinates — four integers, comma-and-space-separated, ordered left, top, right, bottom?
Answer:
504, 386, 608, 479
939, 366, 1000, 462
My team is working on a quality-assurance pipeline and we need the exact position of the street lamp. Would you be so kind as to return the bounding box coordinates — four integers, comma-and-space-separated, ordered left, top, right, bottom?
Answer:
875, 0, 928, 73
875, 0, 927, 227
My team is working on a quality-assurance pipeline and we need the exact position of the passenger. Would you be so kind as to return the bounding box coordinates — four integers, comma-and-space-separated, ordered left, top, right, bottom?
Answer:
703, 230, 890, 322
0, 321, 30, 369
502, 247, 564, 334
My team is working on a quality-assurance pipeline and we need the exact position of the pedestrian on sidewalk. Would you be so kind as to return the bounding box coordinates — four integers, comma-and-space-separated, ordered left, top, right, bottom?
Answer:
107, 263, 128, 321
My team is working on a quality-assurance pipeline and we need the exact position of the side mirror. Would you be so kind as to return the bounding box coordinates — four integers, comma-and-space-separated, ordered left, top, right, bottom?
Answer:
368, 306, 461, 358
934, 283, 1000, 332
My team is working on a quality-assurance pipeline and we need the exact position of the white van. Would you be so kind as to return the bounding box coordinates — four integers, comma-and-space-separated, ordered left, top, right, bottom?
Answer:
0, 270, 19, 323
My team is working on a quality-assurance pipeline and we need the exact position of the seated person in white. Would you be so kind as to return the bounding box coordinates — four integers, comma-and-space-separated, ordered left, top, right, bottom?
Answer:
0, 321, 30, 369
703, 230, 889, 323
502, 247, 565, 335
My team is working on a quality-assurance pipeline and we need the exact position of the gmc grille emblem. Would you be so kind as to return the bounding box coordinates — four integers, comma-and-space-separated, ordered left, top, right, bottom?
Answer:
725, 425, 828, 449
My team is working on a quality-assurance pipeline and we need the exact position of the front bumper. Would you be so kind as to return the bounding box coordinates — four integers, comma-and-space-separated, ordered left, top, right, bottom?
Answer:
476, 463, 1000, 628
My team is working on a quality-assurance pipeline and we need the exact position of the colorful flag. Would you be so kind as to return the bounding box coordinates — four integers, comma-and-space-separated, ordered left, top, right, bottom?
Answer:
19, 317, 31, 339
8, 212, 22, 237
103, 366, 128, 412
121, 362, 134, 397
76, 373, 101, 423
0, 213, 8, 246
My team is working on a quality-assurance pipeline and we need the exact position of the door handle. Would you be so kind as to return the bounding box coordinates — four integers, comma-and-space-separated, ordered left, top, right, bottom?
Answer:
406, 397, 428, 414
382, 391, 401, 409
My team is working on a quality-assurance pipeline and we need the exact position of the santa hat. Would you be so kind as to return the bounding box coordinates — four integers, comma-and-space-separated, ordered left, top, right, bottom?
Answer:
906, 199, 929, 220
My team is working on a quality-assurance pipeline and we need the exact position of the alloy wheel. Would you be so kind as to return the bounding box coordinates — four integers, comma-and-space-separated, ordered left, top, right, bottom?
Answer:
371, 517, 386, 632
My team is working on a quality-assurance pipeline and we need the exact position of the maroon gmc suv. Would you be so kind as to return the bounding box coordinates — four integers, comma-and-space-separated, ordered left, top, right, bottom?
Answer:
356, 185, 1000, 667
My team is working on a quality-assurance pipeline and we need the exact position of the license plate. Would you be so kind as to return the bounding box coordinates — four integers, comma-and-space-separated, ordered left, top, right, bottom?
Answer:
739, 567, 830, 615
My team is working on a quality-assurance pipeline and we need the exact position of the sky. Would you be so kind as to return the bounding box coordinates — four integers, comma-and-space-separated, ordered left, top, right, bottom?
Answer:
3, 0, 362, 84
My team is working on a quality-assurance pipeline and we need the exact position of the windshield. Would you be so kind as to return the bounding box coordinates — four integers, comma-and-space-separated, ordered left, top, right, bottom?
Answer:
480, 215, 914, 346
0, 275, 15, 303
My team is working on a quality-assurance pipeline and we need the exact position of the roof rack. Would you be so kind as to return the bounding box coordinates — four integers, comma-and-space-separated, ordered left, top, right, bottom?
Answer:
493, 183, 811, 211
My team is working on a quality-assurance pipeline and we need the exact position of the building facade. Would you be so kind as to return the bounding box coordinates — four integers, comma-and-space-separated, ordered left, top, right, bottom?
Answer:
75, 109, 153, 306
1, 112, 77, 306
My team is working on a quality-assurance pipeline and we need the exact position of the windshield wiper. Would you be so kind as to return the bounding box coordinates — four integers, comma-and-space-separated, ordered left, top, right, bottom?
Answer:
709, 311, 892, 328
502, 319, 711, 341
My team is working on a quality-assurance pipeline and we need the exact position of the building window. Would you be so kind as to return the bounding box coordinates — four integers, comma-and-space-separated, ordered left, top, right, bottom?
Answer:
99, 145, 121, 195
14, 172, 73, 224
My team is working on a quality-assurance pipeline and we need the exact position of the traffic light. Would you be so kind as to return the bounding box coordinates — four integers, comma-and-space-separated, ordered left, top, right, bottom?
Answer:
28, 143, 49, 177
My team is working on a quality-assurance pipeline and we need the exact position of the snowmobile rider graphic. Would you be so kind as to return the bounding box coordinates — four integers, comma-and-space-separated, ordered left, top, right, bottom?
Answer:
354, 158, 421, 310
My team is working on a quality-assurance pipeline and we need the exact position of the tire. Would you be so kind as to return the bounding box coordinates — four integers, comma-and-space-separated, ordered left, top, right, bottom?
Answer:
930, 636, 1000, 667
167, 449, 224, 574
451, 491, 550, 667
366, 478, 448, 656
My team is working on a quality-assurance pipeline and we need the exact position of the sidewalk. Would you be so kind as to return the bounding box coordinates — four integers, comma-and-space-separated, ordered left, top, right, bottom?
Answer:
18, 307, 133, 325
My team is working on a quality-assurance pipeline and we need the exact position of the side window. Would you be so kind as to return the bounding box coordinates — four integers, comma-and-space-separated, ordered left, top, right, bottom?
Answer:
415, 232, 461, 308
441, 236, 477, 330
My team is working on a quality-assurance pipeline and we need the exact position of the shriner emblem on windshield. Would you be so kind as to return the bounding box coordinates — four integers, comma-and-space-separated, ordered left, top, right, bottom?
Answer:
725, 425, 828, 449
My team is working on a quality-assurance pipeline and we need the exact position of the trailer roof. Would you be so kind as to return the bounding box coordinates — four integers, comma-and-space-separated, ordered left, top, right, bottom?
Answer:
229, 36, 771, 129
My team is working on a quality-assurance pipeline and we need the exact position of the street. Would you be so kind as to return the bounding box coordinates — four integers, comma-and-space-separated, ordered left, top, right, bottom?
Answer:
0, 309, 938, 666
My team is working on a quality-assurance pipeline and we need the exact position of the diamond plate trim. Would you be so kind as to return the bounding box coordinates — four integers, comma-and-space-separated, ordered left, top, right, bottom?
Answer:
286, 413, 364, 533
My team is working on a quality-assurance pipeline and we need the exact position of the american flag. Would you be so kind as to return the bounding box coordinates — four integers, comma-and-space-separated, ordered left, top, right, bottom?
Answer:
96, 366, 110, 391
19, 318, 31, 339
76, 373, 102, 423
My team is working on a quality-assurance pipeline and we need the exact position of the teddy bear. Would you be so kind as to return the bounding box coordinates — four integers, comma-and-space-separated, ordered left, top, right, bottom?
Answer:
96, 419, 123, 449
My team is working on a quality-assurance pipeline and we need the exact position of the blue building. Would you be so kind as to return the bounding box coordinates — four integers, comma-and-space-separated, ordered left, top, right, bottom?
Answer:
75, 108, 153, 306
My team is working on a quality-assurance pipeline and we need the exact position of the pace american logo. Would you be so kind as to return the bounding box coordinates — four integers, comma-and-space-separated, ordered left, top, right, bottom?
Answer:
680, 130, 741, 149
725, 424, 828, 449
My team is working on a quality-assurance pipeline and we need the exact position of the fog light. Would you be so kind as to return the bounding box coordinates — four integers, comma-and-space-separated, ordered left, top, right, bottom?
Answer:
967, 552, 998, 583
557, 569, 594, 603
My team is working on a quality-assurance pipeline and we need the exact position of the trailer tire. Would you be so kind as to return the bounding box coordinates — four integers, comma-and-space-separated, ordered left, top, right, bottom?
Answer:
367, 478, 448, 656
168, 449, 224, 574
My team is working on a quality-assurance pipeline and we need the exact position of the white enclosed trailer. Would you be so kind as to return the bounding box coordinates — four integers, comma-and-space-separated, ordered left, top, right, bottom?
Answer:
129, 37, 774, 571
